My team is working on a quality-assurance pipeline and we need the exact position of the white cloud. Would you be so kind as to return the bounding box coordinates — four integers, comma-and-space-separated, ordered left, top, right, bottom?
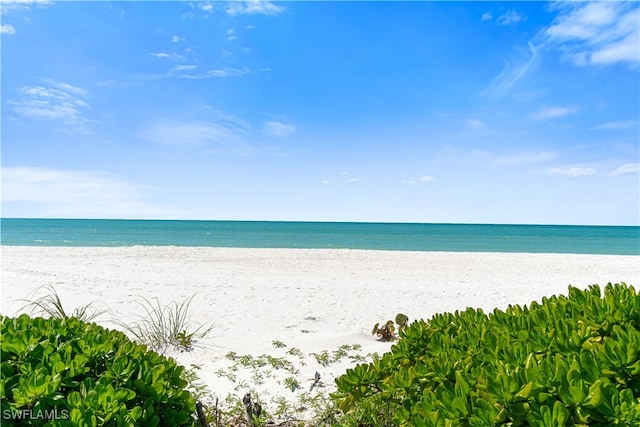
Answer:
496, 151, 558, 165
548, 167, 597, 177
200, 2, 214, 13
150, 66, 251, 80
9, 81, 93, 133
139, 121, 245, 148
497, 10, 525, 26
542, 2, 639, 67
466, 118, 486, 128
1, 166, 170, 218
483, 42, 539, 98
591, 32, 639, 65
171, 35, 184, 43
1, 0, 52, 13
96, 79, 140, 88
226, 1, 284, 16
611, 163, 640, 175
1, 24, 16, 34
207, 67, 251, 77
201, 105, 252, 130
530, 105, 576, 120
150, 52, 185, 61
404, 175, 435, 185
170, 64, 197, 72
590, 120, 638, 130
49, 80, 89, 97
323, 172, 362, 185
263, 121, 296, 137
481, 12, 492, 21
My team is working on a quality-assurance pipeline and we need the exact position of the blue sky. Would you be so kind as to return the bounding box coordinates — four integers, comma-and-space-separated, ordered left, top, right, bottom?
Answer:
1, 1, 639, 225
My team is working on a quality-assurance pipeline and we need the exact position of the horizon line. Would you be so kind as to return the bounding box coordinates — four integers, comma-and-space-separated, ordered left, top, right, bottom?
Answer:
2, 217, 638, 228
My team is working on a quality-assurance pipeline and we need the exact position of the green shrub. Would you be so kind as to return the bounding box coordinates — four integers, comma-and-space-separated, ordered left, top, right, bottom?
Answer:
333, 283, 640, 426
1, 314, 196, 426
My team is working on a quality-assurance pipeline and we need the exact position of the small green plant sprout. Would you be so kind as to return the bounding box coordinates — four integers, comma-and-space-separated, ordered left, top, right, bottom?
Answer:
372, 313, 409, 341
176, 330, 195, 352
311, 350, 331, 367
284, 376, 301, 392
272, 339, 287, 348
286, 346, 305, 359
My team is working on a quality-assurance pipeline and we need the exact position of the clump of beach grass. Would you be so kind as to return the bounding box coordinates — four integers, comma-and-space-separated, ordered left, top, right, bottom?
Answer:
118, 295, 215, 353
20, 284, 106, 322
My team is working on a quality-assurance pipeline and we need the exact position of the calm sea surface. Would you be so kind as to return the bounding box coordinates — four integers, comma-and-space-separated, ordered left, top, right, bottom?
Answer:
1, 219, 638, 255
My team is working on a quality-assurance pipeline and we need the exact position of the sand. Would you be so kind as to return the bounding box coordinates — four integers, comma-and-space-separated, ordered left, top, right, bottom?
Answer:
2, 246, 639, 419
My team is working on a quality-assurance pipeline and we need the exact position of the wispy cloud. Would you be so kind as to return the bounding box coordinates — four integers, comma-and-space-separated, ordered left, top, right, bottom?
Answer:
542, 2, 639, 67
226, 1, 285, 16
198, 2, 214, 14
547, 167, 597, 177
611, 163, 640, 176
141, 64, 251, 81
1, 166, 171, 218
403, 175, 435, 185
170, 64, 198, 73
201, 105, 252, 131
590, 120, 638, 130
481, 12, 492, 21
466, 118, 486, 128
497, 10, 525, 26
96, 79, 140, 88
150, 51, 185, 61
171, 35, 184, 43
495, 150, 557, 165
139, 121, 246, 149
1, 24, 16, 34
9, 80, 94, 133
1, 0, 52, 13
322, 172, 362, 185
207, 67, 251, 77
482, 42, 539, 98
530, 105, 576, 121
263, 121, 296, 137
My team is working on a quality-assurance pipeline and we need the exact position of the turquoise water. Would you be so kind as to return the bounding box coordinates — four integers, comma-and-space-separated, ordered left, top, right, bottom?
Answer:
1, 218, 638, 255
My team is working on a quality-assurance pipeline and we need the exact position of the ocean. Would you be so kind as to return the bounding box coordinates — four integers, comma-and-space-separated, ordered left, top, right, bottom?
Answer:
1, 218, 638, 255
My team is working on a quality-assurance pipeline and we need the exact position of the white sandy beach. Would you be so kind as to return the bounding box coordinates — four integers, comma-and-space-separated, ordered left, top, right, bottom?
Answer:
2, 246, 639, 418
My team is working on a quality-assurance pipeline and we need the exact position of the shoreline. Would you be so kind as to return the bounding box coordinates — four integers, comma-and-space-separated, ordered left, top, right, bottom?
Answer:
2, 246, 639, 416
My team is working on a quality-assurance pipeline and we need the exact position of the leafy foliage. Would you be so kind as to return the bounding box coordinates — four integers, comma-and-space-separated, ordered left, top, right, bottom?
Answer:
1, 314, 196, 426
334, 283, 640, 426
